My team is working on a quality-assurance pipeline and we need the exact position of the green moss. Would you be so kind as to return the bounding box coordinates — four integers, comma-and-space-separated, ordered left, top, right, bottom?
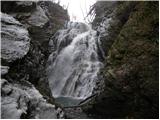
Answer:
104, 1, 159, 118
84, 1, 158, 119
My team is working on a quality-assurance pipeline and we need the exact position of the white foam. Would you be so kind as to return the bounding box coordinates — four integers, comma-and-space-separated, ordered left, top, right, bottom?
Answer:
47, 22, 103, 99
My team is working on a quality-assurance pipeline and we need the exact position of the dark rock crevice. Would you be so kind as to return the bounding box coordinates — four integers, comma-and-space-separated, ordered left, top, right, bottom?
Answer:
1, 1, 69, 119
82, 1, 159, 119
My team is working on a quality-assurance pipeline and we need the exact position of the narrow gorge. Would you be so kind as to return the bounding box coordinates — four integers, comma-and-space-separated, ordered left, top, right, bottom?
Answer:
1, 1, 159, 119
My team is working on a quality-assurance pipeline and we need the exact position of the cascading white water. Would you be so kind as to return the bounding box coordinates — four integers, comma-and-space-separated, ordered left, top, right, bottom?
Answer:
47, 22, 103, 100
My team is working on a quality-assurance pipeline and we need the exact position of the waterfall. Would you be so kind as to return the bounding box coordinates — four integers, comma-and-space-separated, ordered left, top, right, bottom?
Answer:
47, 22, 103, 100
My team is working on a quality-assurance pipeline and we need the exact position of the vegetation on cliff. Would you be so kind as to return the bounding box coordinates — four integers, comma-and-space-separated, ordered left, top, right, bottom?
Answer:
83, 1, 159, 119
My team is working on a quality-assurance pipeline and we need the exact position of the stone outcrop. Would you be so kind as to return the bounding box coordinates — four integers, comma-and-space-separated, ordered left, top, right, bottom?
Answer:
82, 1, 159, 119
1, 13, 30, 63
1, 78, 64, 119
1, 1, 69, 119
92, 1, 137, 58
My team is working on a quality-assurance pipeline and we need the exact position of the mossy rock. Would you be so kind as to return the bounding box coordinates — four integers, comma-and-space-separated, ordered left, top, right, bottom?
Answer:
84, 1, 158, 119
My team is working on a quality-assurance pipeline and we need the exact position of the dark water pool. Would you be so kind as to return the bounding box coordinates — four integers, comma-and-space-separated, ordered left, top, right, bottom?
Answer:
55, 96, 83, 107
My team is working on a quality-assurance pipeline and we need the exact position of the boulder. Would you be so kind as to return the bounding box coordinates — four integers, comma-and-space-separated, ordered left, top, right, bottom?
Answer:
26, 6, 49, 28
1, 66, 9, 76
1, 79, 64, 119
1, 13, 30, 63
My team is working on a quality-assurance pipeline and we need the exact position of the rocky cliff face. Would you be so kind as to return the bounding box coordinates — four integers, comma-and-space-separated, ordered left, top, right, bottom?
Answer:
1, 1, 159, 119
1, 1, 69, 119
82, 1, 159, 119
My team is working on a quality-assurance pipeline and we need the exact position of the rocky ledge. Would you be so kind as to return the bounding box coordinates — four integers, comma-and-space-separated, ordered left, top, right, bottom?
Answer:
1, 1, 69, 119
